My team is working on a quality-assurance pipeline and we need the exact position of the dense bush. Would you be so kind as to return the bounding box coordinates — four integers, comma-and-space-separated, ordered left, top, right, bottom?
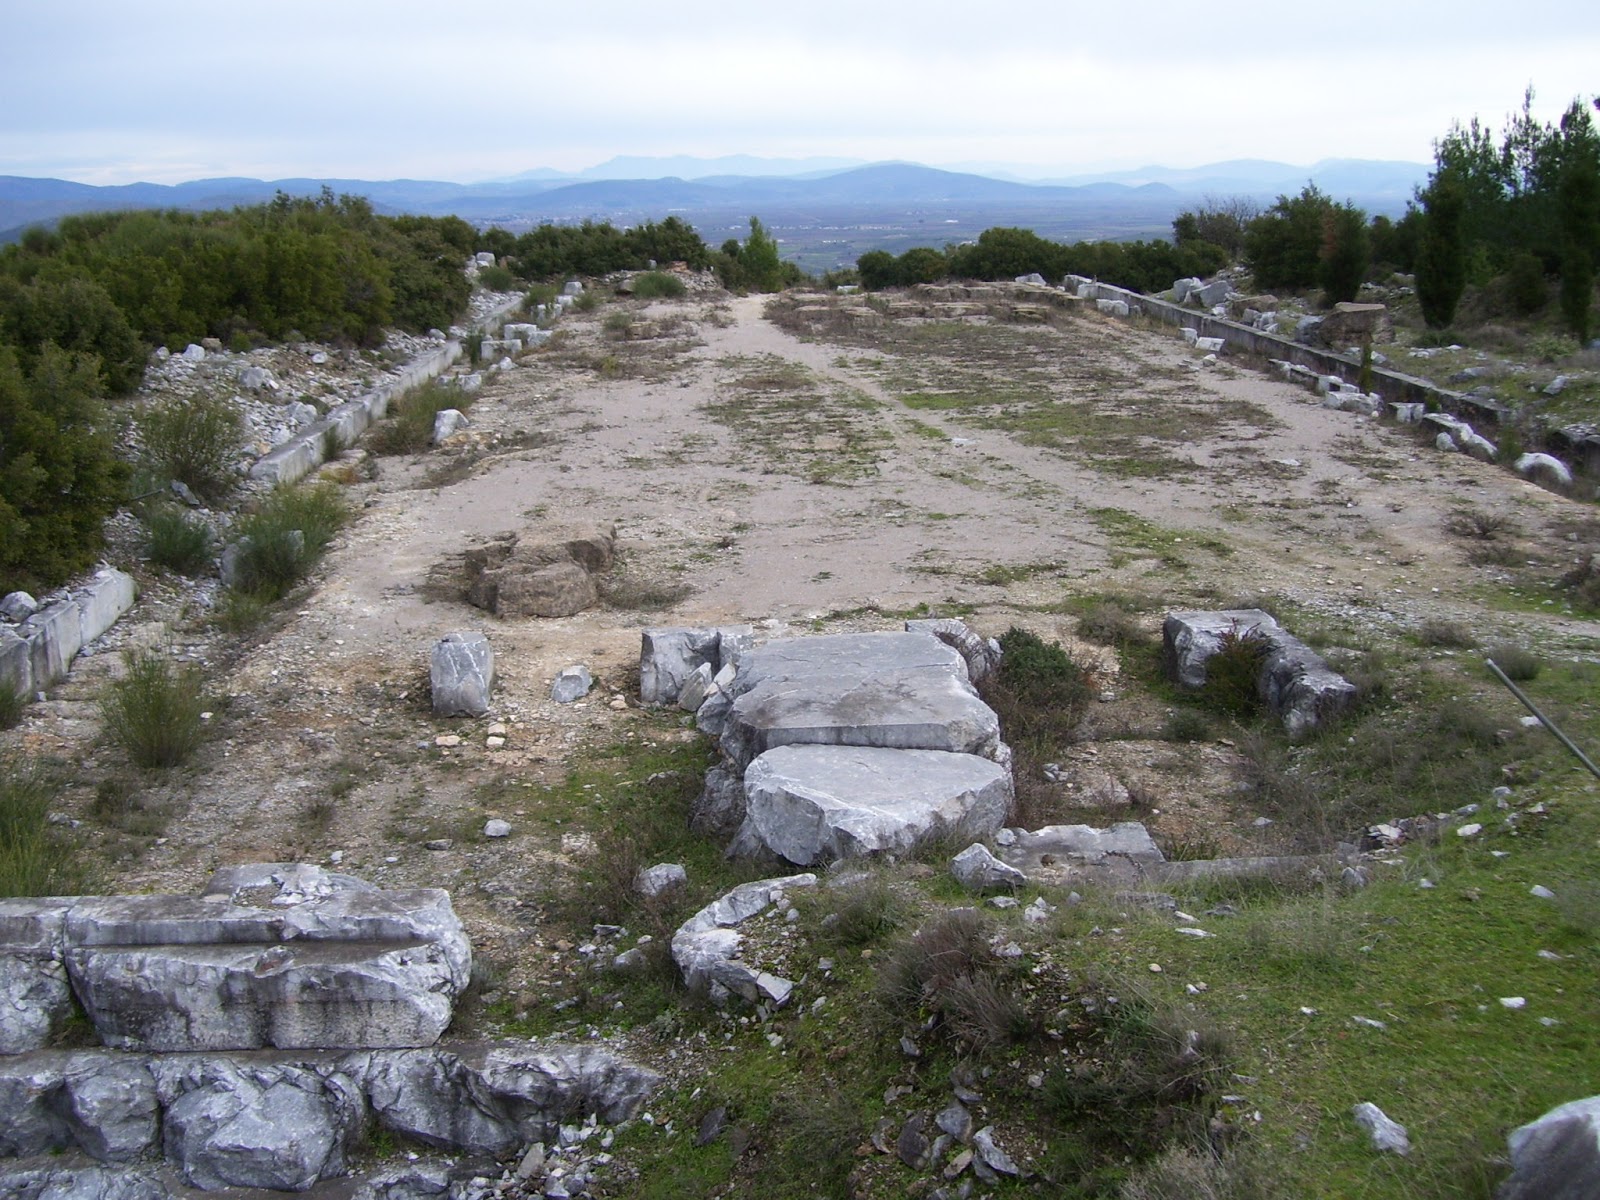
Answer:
629, 271, 687, 300
0, 190, 474, 350
137, 393, 245, 502
99, 648, 208, 769
145, 507, 215, 575
1244, 185, 1369, 300
858, 228, 1226, 295
226, 482, 349, 600
504, 216, 711, 281
0, 345, 127, 593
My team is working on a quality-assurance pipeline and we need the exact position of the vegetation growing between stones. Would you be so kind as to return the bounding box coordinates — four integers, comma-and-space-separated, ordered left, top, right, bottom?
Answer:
136, 392, 247, 503
143, 506, 215, 576
0, 760, 79, 896
367, 380, 474, 456
224, 481, 349, 602
98, 648, 208, 769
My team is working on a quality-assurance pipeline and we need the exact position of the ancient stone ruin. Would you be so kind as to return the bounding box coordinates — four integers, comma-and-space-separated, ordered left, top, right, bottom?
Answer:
461, 523, 617, 618
1162, 608, 1356, 735
0, 864, 658, 1195
643, 623, 1013, 867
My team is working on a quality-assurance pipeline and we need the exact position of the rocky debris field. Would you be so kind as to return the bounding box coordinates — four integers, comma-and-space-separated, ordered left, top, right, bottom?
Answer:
4, 278, 1600, 1199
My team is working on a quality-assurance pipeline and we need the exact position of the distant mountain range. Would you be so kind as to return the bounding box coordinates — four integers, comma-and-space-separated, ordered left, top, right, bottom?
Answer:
0, 157, 1430, 246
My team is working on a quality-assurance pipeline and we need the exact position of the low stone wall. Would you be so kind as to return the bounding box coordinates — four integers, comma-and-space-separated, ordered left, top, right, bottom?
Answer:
0, 568, 135, 703
250, 295, 525, 487
1063, 276, 1515, 426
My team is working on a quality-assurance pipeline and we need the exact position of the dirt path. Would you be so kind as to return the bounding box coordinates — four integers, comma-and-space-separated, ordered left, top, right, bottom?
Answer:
15, 286, 1599, 935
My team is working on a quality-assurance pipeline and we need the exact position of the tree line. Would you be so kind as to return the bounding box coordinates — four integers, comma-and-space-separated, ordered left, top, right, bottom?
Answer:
850, 89, 1600, 343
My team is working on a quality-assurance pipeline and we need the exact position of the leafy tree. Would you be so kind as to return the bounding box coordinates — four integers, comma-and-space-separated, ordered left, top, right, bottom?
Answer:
1173, 195, 1258, 259
1557, 100, 1600, 342
737, 217, 785, 293
0, 345, 127, 592
0, 273, 144, 393
896, 246, 949, 285
1244, 185, 1335, 291
1319, 202, 1370, 304
857, 250, 897, 290
1416, 167, 1468, 327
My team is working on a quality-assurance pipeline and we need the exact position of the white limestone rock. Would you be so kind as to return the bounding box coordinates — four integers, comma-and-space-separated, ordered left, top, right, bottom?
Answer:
431, 632, 495, 717
951, 843, 1027, 891
741, 745, 1012, 865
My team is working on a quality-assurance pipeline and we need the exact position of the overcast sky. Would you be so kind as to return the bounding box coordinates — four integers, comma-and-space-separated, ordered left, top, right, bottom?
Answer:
3, 0, 1596, 185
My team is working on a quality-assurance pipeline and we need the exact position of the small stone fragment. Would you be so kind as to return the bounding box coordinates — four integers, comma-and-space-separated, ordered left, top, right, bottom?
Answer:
1352, 1102, 1411, 1155
484, 819, 512, 839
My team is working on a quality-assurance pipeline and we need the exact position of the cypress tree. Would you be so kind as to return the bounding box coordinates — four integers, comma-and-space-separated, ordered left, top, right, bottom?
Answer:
1416, 168, 1468, 328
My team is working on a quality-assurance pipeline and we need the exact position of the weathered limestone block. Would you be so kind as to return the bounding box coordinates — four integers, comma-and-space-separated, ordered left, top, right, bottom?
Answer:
1499, 1095, 1600, 1200
63, 879, 471, 1052
740, 745, 1012, 865
639, 625, 753, 705
430, 408, 468, 444
463, 526, 615, 619
75, 568, 136, 647
718, 633, 1000, 770
1516, 452, 1573, 488
57, 1055, 161, 1162
160, 1059, 362, 1191
431, 632, 495, 717
951, 843, 1027, 891
995, 822, 1165, 877
0, 898, 75, 1053
0, 625, 32, 701
689, 763, 748, 839
366, 1044, 660, 1155
1162, 609, 1356, 735
19, 600, 83, 693
904, 617, 1001, 683
671, 875, 817, 1001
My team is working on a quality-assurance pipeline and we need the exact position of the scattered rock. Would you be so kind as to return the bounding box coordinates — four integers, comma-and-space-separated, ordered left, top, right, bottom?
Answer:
951, 843, 1027, 891
551, 666, 594, 704
484, 819, 512, 839
635, 863, 687, 898
431, 633, 495, 717
1500, 1095, 1600, 1200
463, 526, 616, 619
1352, 1102, 1410, 1156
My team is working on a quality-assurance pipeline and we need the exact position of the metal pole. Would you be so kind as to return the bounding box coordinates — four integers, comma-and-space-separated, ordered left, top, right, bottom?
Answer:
1486, 658, 1600, 782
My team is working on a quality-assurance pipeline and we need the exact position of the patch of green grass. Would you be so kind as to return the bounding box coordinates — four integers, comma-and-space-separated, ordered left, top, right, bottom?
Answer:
977, 559, 1067, 587
0, 760, 79, 896
368, 381, 473, 456
703, 360, 887, 484
138, 393, 246, 503
1090, 508, 1233, 569
631, 271, 687, 300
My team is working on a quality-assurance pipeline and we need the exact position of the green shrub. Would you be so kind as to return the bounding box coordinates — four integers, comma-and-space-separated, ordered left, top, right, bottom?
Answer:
367, 381, 470, 456
0, 761, 78, 896
1199, 624, 1270, 718
1078, 602, 1143, 647
1488, 643, 1542, 681
572, 288, 601, 312
630, 271, 687, 300
227, 482, 349, 600
138, 393, 245, 503
1417, 618, 1476, 648
145, 507, 214, 575
0, 344, 127, 594
477, 264, 517, 292
99, 648, 207, 768
1163, 708, 1212, 743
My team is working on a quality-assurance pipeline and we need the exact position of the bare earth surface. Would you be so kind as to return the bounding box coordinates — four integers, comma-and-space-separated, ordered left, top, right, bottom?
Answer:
11, 284, 1599, 1046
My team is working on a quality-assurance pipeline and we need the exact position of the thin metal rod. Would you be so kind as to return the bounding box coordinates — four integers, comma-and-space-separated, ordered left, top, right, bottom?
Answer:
1486, 658, 1600, 782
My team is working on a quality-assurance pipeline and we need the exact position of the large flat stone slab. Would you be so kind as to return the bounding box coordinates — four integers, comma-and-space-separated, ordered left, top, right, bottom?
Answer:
719, 632, 1001, 769
742, 745, 1012, 865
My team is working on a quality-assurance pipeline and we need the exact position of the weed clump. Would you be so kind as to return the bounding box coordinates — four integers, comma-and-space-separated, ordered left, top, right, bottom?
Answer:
631, 271, 687, 300
878, 908, 1038, 1052
0, 761, 78, 896
368, 382, 471, 456
1488, 643, 1542, 682
1558, 554, 1600, 612
98, 648, 207, 768
1199, 623, 1269, 718
138, 393, 246, 503
1078, 601, 1145, 647
226, 482, 349, 602
144, 507, 214, 575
